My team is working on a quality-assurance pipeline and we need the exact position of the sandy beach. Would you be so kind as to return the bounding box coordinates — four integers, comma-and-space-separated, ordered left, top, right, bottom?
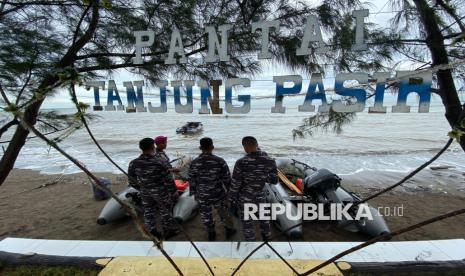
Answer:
0, 168, 464, 242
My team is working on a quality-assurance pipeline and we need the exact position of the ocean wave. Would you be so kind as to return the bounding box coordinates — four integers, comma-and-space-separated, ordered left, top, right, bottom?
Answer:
266, 146, 451, 156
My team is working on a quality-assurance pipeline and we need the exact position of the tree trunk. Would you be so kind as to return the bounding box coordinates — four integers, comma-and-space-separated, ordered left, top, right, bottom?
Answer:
0, 97, 47, 185
0, 3, 100, 186
413, 0, 465, 151
0, 250, 106, 269
336, 259, 465, 275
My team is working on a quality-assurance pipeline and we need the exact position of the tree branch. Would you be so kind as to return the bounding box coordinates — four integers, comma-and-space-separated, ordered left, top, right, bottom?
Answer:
77, 45, 208, 73
75, 35, 205, 61
15, 116, 183, 276
0, 119, 18, 139
440, 14, 465, 33
435, 0, 465, 33
15, 69, 33, 106
0, 3, 24, 18
0, 82, 12, 106
2, 1, 84, 7
72, 3, 92, 45
36, 118, 60, 131
359, 138, 453, 204
443, 32, 465, 40
56, 2, 99, 68
302, 207, 465, 275
235, 0, 247, 24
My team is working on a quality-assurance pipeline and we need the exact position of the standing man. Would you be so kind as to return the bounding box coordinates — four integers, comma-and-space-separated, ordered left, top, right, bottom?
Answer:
154, 135, 179, 202
228, 136, 278, 241
189, 137, 237, 241
128, 138, 179, 239
154, 135, 171, 163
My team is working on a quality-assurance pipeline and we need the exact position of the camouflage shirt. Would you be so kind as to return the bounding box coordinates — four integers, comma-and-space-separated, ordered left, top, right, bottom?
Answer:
128, 153, 173, 192
229, 151, 278, 203
155, 149, 171, 164
154, 149, 178, 193
188, 153, 231, 203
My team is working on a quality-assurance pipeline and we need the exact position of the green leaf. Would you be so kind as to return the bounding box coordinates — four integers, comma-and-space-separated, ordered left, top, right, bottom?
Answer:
78, 102, 90, 111
452, 32, 465, 45
448, 128, 465, 142
103, 0, 112, 9
4, 103, 17, 113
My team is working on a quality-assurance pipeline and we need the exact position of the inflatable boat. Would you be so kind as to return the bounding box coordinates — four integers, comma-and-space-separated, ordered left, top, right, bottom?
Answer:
97, 155, 198, 225
264, 182, 303, 239
96, 184, 198, 225
265, 158, 390, 238
176, 122, 203, 134
96, 186, 138, 225
97, 182, 198, 225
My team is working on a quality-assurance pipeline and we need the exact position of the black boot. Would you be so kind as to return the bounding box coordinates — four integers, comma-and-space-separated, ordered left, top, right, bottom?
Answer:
150, 229, 162, 239
225, 227, 237, 239
208, 230, 217, 241
261, 233, 270, 242
163, 228, 181, 240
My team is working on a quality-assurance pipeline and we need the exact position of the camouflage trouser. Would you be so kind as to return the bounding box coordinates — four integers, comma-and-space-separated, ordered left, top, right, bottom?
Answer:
239, 193, 271, 241
140, 187, 177, 233
198, 200, 234, 231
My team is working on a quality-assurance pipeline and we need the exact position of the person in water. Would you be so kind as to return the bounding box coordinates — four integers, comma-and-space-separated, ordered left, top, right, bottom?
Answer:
188, 137, 237, 241
154, 135, 179, 202
228, 136, 278, 241
128, 138, 180, 239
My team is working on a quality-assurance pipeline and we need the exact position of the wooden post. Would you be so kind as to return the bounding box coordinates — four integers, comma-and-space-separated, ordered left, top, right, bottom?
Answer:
208, 80, 223, 114
0, 251, 106, 269
336, 260, 465, 275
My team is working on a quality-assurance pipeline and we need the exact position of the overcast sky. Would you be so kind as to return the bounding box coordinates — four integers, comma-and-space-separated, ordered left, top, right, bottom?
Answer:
43, 1, 437, 109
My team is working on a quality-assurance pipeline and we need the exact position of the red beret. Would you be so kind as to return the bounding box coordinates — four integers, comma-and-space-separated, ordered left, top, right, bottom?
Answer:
154, 136, 167, 144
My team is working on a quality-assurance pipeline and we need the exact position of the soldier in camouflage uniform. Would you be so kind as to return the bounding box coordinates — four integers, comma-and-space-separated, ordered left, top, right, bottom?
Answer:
154, 136, 179, 202
154, 136, 170, 163
189, 137, 236, 241
228, 136, 278, 241
128, 138, 179, 239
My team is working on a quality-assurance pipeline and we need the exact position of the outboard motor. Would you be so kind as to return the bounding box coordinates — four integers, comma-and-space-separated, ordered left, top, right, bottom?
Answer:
125, 191, 142, 207
302, 169, 341, 195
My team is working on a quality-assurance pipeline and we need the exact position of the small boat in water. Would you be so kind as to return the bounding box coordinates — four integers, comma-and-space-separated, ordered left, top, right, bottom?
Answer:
176, 122, 203, 134
265, 158, 390, 238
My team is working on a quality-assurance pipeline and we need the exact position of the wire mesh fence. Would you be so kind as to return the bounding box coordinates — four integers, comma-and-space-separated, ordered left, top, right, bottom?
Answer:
5, 61, 465, 275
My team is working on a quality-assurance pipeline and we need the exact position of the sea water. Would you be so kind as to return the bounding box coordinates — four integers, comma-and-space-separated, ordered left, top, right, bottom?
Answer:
2, 92, 465, 190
